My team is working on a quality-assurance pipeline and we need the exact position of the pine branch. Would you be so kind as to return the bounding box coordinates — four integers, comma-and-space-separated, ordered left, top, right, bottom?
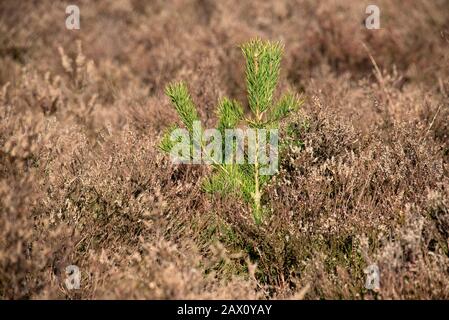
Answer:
269, 92, 304, 123
217, 97, 243, 133
165, 81, 199, 132
159, 124, 180, 153
241, 38, 283, 115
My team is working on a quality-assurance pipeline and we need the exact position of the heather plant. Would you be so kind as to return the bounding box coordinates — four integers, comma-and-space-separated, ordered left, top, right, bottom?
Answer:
1, 0, 448, 300
160, 39, 303, 223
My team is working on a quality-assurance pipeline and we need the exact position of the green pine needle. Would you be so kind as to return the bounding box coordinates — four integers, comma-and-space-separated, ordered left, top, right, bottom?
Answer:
269, 92, 304, 123
159, 124, 180, 153
241, 38, 283, 115
165, 82, 199, 132
217, 98, 243, 132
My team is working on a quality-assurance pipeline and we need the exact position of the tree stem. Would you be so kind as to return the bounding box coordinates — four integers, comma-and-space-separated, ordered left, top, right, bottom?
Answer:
253, 110, 262, 223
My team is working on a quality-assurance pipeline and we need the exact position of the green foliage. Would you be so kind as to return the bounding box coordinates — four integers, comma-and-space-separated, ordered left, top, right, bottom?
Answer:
270, 92, 304, 123
159, 124, 180, 153
241, 39, 283, 114
160, 38, 303, 223
217, 98, 243, 133
203, 165, 245, 196
165, 82, 199, 132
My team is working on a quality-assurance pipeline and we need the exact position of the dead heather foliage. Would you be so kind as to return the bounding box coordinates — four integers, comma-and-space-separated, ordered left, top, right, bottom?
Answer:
0, 0, 448, 299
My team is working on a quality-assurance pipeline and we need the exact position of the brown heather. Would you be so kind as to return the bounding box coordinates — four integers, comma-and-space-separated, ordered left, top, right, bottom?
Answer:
0, 0, 448, 299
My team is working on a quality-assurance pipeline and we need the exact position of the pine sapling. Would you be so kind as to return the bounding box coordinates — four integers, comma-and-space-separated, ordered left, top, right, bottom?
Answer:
159, 38, 303, 224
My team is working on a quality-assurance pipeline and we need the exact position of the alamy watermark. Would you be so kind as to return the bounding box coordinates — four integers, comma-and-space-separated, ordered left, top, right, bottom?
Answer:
64, 265, 81, 290
364, 263, 380, 291
365, 5, 380, 30
66, 5, 80, 30
168, 121, 279, 176
64, 4, 381, 35
63, 4, 381, 34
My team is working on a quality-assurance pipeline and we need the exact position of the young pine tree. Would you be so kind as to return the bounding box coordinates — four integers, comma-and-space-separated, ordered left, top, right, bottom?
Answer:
159, 38, 303, 224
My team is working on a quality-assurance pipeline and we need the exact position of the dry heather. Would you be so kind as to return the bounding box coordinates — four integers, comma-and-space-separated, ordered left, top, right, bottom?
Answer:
1, 0, 448, 299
